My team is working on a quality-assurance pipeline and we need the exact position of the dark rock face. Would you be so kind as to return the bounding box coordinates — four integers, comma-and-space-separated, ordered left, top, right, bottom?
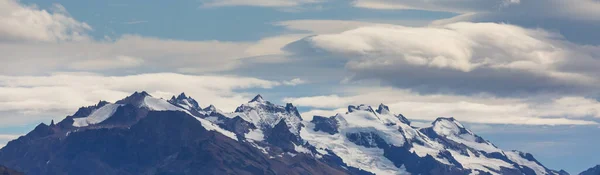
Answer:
97, 104, 146, 126
311, 116, 339, 135
266, 120, 302, 152
347, 105, 375, 113
0, 111, 353, 175
383, 145, 470, 175
580, 165, 600, 175
285, 103, 302, 119
316, 149, 375, 175
0, 165, 23, 175
346, 132, 387, 148
396, 114, 411, 125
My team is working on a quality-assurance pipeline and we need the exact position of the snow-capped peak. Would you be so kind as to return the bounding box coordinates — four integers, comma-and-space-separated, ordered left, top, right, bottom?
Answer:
115, 91, 190, 112
426, 117, 503, 154
231, 95, 303, 139
347, 104, 375, 113
203, 104, 217, 112
20, 91, 565, 175
249, 94, 265, 103
168, 92, 202, 111
376, 103, 390, 114
431, 117, 470, 136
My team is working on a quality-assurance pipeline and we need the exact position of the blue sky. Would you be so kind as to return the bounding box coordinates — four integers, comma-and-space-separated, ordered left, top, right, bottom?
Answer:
2, 0, 600, 173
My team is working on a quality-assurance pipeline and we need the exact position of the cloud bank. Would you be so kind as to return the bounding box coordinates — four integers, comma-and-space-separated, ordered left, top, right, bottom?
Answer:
0, 0, 91, 43
0, 72, 290, 126
287, 22, 600, 96
284, 87, 599, 125
353, 0, 600, 44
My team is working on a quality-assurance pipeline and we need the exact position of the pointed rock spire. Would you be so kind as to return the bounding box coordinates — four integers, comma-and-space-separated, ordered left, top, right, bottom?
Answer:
285, 103, 302, 120
97, 100, 109, 108
204, 104, 217, 112
250, 94, 265, 103
177, 92, 188, 100
167, 92, 201, 111
376, 103, 390, 114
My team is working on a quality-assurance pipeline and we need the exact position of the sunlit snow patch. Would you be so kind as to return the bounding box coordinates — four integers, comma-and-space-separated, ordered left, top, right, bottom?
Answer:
73, 104, 122, 127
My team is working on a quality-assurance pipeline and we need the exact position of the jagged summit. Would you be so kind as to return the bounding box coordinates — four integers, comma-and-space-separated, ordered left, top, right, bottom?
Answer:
203, 104, 217, 112
97, 100, 110, 107
433, 117, 458, 122
70, 100, 111, 118
249, 94, 265, 103
376, 103, 390, 114
347, 104, 375, 113
177, 92, 188, 100
168, 92, 201, 112
0, 91, 566, 175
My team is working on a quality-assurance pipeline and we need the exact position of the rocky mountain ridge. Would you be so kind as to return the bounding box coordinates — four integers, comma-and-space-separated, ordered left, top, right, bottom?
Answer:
0, 91, 569, 175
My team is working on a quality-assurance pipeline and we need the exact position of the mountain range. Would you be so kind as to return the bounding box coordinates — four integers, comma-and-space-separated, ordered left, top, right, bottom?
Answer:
0, 91, 591, 175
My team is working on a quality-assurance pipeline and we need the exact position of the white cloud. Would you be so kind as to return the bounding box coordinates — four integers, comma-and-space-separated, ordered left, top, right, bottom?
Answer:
0, 34, 304, 75
68, 55, 144, 70
353, 0, 600, 20
286, 22, 600, 95
0, 1, 311, 75
201, 0, 322, 7
244, 34, 308, 56
307, 22, 559, 72
0, 72, 282, 126
0, 0, 91, 43
282, 78, 307, 86
285, 87, 599, 125
353, 0, 600, 45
